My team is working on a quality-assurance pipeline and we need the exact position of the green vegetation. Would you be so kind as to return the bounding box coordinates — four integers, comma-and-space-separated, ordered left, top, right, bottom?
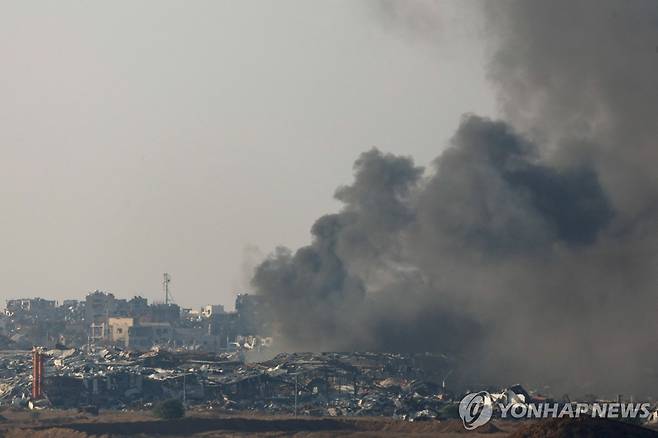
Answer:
152, 399, 185, 420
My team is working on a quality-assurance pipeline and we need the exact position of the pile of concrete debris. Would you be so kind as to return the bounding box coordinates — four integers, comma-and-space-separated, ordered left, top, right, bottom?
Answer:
0, 348, 458, 420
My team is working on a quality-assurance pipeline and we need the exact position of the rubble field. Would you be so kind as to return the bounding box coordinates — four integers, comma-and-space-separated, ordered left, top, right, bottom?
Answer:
3, 348, 658, 436
1, 348, 461, 420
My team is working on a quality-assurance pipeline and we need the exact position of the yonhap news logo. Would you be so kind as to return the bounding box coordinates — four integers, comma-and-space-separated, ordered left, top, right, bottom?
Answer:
459, 391, 493, 430
458, 391, 652, 430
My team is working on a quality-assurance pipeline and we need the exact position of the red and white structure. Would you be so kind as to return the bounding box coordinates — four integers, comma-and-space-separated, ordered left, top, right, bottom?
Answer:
31, 347, 45, 400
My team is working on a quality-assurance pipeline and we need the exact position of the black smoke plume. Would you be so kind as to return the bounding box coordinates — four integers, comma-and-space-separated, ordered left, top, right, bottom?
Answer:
252, 1, 658, 396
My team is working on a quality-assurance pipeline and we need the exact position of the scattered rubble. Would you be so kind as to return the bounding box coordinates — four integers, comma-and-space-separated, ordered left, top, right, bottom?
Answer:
4, 346, 653, 429
0, 348, 460, 420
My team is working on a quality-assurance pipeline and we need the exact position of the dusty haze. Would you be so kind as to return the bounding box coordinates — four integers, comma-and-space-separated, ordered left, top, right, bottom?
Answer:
0, 1, 493, 308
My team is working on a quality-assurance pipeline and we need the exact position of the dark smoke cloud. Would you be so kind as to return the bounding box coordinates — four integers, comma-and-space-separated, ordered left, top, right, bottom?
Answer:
484, 0, 658, 219
416, 116, 612, 256
252, 1, 658, 396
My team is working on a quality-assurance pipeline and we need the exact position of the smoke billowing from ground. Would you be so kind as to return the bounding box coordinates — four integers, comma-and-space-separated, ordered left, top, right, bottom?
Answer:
252, 1, 658, 396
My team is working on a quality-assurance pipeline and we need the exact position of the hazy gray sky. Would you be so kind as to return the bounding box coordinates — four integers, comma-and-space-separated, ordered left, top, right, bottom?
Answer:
0, 1, 495, 309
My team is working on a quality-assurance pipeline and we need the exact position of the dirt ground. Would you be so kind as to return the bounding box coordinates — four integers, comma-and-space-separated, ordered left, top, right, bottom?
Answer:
0, 409, 510, 437
0, 409, 656, 437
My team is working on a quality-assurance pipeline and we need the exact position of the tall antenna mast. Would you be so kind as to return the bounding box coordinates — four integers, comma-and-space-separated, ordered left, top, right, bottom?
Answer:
163, 273, 171, 305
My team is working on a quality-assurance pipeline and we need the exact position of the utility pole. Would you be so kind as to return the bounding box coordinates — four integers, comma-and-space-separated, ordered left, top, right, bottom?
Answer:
163, 273, 171, 305
294, 374, 298, 417
183, 373, 187, 406
442, 369, 453, 393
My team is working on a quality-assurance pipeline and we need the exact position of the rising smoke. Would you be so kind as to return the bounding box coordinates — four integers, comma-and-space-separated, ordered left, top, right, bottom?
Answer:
252, 1, 658, 396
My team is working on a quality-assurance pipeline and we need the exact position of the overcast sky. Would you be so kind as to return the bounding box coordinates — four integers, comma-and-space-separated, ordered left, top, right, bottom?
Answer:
0, 1, 495, 309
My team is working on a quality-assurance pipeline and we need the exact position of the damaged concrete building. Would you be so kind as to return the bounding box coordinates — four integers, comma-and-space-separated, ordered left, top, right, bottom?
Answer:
2, 290, 271, 353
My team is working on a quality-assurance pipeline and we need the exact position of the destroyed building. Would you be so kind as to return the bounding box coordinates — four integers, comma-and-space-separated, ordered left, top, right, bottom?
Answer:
3, 289, 272, 354
208, 312, 239, 349
85, 291, 117, 324
107, 317, 134, 347
127, 323, 174, 349
129, 296, 149, 318
235, 293, 269, 336
201, 304, 225, 319
6, 298, 57, 318
0, 347, 461, 421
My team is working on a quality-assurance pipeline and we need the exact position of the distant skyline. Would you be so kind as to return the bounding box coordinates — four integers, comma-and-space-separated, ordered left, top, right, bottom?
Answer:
0, 1, 496, 308
6, 287, 236, 311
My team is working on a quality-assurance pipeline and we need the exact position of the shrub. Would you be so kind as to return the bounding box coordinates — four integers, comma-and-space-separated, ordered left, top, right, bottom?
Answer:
153, 398, 185, 420
438, 403, 461, 419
